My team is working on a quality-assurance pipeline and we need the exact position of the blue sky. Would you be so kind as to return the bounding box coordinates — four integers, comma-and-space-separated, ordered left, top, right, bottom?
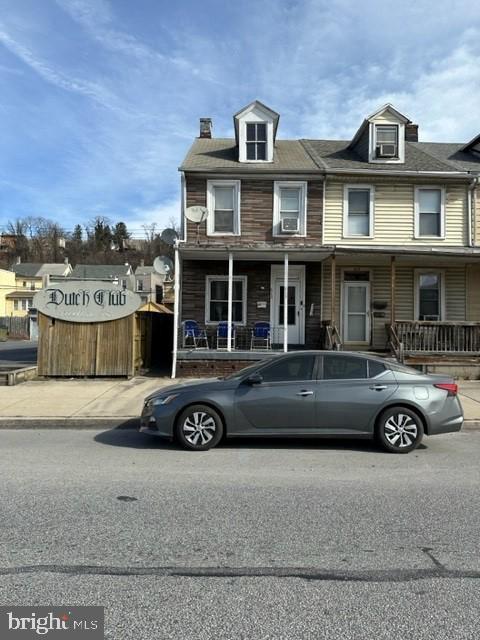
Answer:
0, 0, 479, 236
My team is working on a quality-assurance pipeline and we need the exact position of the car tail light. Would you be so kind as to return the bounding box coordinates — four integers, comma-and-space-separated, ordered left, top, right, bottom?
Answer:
434, 383, 458, 396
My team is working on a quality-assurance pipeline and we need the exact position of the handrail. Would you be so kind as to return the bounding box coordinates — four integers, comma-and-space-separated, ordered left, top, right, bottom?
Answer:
386, 323, 404, 362
325, 323, 342, 351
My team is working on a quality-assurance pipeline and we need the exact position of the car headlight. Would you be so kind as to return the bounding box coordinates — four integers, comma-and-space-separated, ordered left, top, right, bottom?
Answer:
149, 394, 179, 407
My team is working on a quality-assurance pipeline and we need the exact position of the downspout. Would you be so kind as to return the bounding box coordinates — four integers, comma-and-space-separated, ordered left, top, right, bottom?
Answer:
469, 176, 479, 247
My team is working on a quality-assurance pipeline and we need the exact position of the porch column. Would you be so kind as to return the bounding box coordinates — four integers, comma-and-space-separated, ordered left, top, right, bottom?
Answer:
171, 244, 180, 378
390, 255, 396, 325
227, 252, 233, 352
330, 254, 336, 327
283, 252, 289, 352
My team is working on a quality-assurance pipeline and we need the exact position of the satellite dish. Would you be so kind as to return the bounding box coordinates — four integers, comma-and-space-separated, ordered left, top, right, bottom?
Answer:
153, 255, 174, 279
185, 206, 208, 224
161, 228, 179, 246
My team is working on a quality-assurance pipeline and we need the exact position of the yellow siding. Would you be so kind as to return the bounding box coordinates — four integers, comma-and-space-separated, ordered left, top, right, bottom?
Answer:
0, 269, 16, 316
466, 265, 480, 321
324, 178, 467, 246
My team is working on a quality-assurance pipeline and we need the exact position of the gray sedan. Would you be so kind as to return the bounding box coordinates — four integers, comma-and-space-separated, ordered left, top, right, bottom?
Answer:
140, 351, 463, 453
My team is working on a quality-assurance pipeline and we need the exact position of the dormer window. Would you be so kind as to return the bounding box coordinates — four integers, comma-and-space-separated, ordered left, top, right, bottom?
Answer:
246, 123, 267, 160
375, 125, 399, 158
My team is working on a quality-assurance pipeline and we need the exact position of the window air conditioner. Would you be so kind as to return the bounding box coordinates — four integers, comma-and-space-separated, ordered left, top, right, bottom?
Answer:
377, 143, 397, 158
281, 217, 299, 233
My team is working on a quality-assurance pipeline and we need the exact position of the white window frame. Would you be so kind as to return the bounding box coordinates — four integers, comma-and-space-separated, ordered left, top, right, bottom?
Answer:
273, 181, 307, 237
205, 275, 248, 326
414, 186, 446, 239
414, 269, 446, 321
206, 180, 241, 236
368, 122, 405, 163
343, 184, 375, 238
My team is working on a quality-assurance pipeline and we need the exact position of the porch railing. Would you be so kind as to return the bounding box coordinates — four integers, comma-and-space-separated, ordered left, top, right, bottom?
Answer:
386, 323, 404, 362
389, 321, 480, 356
323, 322, 342, 351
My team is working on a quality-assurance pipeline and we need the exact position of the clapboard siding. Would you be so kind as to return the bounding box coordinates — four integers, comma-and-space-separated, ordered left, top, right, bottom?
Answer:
321, 258, 467, 349
324, 178, 467, 245
185, 176, 323, 246
466, 265, 480, 321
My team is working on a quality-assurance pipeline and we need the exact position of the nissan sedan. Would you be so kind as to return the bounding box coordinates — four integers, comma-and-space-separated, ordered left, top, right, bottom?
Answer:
140, 351, 463, 453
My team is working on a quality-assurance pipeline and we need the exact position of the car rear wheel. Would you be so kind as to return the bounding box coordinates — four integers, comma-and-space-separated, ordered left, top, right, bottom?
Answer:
175, 404, 224, 451
377, 407, 424, 454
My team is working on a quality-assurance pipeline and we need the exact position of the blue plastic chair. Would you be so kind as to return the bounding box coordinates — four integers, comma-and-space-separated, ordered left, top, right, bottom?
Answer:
251, 321, 271, 350
182, 320, 209, 349
216, 322, 236, 349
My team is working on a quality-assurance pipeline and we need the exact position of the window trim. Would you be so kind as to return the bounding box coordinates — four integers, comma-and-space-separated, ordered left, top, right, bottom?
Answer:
273, 181, 308, 237
206, 180, 241, 236
342, 184, 375, 239
414, 269, 446, 321
414, 185, 446, 239
205, 275, 248, 326
368, 122, 405, 163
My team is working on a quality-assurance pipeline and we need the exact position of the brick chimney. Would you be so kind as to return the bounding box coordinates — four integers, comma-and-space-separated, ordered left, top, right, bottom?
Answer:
405, 123, 419, 142
199, 118, 212, 138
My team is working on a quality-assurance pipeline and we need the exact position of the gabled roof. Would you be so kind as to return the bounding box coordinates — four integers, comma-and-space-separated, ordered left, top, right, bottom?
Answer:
301, 139, 472, 174
180, 138, 318, 173
135, 266, 156, 275
11, 263, 71, 278
349, 104, 411, 149
233, 100, 280, 143
460, 133, 480, 153
70, 264, 133, 279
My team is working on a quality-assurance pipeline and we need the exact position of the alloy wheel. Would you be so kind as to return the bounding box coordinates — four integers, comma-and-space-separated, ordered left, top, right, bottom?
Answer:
182, 411, 216, 446
384, 413, 418, 448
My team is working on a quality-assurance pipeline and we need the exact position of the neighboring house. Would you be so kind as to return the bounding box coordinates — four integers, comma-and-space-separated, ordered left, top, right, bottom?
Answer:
6, 261, 73, 317
173, 100, 480, 377
0, 268, 16, 316
134, 264, 166, 306
69, 264, 135, 290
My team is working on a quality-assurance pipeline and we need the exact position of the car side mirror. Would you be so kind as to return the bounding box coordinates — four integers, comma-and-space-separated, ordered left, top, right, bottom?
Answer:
246, 372, 263, 385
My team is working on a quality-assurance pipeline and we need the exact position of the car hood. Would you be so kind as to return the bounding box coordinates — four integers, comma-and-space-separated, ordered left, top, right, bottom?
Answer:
144, 377, 235, 401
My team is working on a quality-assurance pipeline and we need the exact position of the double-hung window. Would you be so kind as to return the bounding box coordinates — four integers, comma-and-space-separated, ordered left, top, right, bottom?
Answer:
343, 185, 374, 237
207, 181, 241, 236
246, 123, 267, 160
375, 125, 399, 158
415, 271, 444, 321
206, 276, 247, 324
415, 187, 445, 238
273, 182, 307, 236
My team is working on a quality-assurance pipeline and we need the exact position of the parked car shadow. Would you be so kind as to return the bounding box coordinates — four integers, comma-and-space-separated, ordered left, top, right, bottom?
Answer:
94, 424, 428, 454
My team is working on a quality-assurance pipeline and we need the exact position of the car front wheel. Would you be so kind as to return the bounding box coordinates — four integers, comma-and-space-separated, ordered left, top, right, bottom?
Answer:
377, 407, 424, 453
175, 404, 224, 451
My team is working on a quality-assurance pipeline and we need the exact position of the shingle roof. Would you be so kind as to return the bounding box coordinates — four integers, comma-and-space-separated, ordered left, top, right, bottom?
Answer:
179, 138, 318, 173
70, 264, 132, 279
12, 263, 70, 277
301, 140, 467, 173
180, 137, 480, 175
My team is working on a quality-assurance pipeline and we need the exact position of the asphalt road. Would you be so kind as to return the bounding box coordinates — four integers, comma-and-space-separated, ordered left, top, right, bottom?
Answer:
0, 339, 37, 366
0, 429, 479, 639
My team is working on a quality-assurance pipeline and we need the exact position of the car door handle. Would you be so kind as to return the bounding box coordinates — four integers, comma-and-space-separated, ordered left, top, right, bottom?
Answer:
296, 390, 314, 396
370, 385, 387, 391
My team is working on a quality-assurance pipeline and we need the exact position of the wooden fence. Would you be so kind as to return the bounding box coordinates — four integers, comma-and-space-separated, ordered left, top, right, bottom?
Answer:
0, 316, 30, 339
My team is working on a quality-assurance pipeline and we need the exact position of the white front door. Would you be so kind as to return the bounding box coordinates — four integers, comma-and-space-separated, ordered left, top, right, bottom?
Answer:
271, 265, 305, 345
343, 281, 370, 344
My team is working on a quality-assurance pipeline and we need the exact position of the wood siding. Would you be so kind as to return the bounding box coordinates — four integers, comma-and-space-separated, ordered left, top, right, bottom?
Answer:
324, 178, 467, 246
466, 264, 480, 321
185, 176, 323, 246
38, 313, 136, 376
181, 260, 322, 348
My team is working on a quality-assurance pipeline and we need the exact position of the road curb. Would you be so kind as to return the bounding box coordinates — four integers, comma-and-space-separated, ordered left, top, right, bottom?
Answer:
0, 417, 478, 431
0, 417, 139, 430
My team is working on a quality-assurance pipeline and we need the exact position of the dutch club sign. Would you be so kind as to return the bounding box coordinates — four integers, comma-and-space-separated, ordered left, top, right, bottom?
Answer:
33, 281, 141, 323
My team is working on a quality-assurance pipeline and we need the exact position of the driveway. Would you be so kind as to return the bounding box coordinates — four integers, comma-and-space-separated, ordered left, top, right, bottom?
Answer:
0, 339, 37, 367
0, 429, 478, 639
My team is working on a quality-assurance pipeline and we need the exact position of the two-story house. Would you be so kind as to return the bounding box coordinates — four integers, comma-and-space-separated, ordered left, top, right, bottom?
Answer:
173, 101, 480, 378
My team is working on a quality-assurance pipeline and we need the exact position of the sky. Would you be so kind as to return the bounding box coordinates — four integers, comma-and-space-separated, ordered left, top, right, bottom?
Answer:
0, 0, 479, 237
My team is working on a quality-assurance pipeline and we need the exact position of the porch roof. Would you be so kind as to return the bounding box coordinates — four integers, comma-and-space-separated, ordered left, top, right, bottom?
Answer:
334, 244, 480, 259
179, 245, 334, 261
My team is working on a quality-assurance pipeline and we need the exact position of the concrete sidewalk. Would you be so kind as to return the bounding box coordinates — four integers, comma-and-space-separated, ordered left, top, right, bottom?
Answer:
0, 376, 479, 428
